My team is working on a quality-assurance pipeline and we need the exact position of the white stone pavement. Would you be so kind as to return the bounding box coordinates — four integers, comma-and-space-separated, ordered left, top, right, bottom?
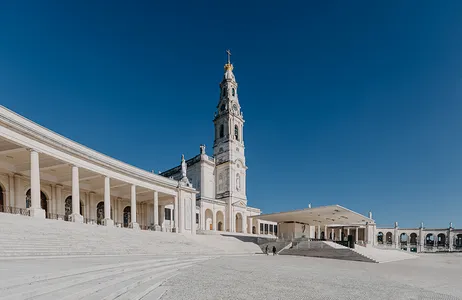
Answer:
161, 254, 462, 300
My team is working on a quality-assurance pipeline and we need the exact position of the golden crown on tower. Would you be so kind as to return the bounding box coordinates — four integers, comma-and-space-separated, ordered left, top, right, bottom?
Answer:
224, 49, 233, 71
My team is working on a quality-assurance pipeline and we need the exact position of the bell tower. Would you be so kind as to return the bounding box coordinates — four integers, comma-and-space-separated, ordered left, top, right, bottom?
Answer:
213, 51, 247, 230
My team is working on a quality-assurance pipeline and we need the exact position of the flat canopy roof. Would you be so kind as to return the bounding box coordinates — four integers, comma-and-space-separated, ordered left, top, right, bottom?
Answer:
251, 205, 374, 226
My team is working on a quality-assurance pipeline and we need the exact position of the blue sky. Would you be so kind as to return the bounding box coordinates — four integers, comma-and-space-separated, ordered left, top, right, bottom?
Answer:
1, 1, 461, 228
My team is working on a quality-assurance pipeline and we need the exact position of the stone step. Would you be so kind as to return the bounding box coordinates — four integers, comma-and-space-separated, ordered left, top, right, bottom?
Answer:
0, 258, 204, 300
37, 260, 203, 300
0, 257, 177, 289
280, 248, 376, 263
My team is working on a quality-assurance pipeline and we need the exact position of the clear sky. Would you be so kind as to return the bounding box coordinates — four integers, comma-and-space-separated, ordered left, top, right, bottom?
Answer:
0, 1, 461, 228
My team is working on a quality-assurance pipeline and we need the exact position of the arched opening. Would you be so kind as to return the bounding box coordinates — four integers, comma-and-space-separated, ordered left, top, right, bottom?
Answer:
410, 233, 418, 245
64, 196, 72, 221
386, 232, 393, 244
456, 234, 462, 248
400, 233, 408, 245
377, 232, 384, 244
320, 231, 325, 239
437, 233, 446, 247
234, 125, 239, 141
216, 210, 224, 231
205, 209, 213, 230
252, 225, 256, 234
123, 206, 131, 228
219, 124, 224, 138
235, 213, 243, 233
26, 189, 48, 217
96, 201, 104, 225
425, 233, 434, 246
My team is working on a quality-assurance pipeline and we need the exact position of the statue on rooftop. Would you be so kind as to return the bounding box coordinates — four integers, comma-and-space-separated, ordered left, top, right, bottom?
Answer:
200, 144, 206, 155
181, 154, 187, 178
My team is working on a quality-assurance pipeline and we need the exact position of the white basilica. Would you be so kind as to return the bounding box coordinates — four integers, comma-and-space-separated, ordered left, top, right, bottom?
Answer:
0, 52, 276, 236
160, 53, 274, 235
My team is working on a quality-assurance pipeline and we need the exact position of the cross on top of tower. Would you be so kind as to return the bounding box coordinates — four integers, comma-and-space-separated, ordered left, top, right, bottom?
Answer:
226, 49, 231, 64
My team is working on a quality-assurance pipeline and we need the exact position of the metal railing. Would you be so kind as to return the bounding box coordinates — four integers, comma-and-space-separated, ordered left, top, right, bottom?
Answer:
0, 205, 30, 216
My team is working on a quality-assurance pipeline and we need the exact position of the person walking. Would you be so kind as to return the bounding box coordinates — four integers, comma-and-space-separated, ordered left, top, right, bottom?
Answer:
265, 245, 269, 255
272, 246, 277, 255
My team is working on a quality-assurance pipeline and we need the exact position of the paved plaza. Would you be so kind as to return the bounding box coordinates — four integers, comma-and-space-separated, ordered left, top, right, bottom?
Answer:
1, 252, 461, 299
162, 254, 462, 300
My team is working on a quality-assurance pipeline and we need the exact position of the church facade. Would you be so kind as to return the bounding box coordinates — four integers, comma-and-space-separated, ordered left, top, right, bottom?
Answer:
161, 54, 275, 235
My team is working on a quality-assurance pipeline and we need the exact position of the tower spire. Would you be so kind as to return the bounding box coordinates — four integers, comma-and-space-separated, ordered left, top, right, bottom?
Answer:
226, 49, 231, 64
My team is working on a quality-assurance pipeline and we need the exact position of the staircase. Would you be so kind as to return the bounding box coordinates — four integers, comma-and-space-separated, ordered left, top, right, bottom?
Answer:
0, 256, 211, 299
280, 240, 418, 263
0, 213, 265, 299
352, 244, 417, 263
280, 241, 376, 263
0, 213, 261, 257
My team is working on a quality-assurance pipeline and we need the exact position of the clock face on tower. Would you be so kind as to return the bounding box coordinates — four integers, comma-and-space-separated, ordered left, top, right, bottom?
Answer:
233, 104, 238, 112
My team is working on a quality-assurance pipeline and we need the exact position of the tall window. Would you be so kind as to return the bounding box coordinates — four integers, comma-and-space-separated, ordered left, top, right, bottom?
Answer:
234, 125, 239, 141
165, 208, 171, 220
219, 124, 224, 138
218, 174, 224, 192
232, 88, 235, 96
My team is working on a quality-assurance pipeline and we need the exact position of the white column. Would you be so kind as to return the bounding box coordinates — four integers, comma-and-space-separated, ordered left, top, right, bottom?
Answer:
191, 197, 196, 234
103, 176, 113, 226
29, 150, 45, 218
178, 194, 184, 233
160, 205, 165, 230
153, 191, 160, 230
257, 220, 261, 234
200, 206, 206, 230
50, 184, 56, 215
130, 184, 139, 229
331, 228, 334, 240
228, 200, 232, 232
14, 174, 21, 209
70, 165, 83, 222
355, 227, 359, 243
174, 195, 179, 233
55, 184, 63, 216
317, 225, 321, 240
212, 209, 216, 231
8, 175, 14, 208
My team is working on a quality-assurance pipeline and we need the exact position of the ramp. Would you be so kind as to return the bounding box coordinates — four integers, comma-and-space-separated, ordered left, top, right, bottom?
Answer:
280, 241, 376, 263
352, 245, 418, 263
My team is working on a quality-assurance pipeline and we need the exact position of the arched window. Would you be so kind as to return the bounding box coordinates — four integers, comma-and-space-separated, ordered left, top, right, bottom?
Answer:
232, 88, 235, 96
64, 196, 72, 221
26, 189, 48, 216
236, 173, 240, 191
234, 125, 239, 141
219, 124, 224, 138
123, 206, 131, 228
96, 202, 104, 225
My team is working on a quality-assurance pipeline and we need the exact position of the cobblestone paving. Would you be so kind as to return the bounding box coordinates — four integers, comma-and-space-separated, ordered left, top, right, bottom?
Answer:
161, 253, 462, 300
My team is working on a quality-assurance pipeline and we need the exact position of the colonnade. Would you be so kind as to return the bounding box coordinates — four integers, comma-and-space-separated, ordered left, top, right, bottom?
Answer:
23, 149, 195, 233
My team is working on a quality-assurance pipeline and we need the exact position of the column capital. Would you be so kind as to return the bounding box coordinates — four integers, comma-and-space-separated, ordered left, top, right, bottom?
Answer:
88, 191, 96, 195
26, 148, 40, 153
